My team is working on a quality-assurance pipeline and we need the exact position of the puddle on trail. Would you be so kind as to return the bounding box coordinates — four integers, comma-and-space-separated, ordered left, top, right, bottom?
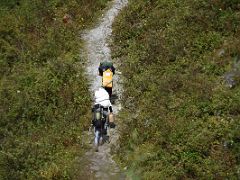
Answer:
73, 0, 128, 179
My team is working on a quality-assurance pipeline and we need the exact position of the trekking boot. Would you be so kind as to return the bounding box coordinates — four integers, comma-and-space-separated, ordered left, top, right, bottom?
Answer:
94, 144, 98, 152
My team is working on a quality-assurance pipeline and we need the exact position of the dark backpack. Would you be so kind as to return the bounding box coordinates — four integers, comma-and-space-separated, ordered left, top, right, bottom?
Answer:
92, 104, 104, 128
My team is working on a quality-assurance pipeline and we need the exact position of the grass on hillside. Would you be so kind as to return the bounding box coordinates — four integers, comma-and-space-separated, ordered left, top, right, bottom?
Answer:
112, 0, 240, 179
0, 0, 110, 178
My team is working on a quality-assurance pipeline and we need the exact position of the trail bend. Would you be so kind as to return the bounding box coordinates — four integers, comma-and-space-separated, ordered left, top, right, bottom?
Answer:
73, 1, 128, 180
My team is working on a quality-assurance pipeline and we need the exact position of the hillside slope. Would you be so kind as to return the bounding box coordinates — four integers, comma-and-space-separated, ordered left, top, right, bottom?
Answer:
0, 0, 110, 179
112, 0, 240, 179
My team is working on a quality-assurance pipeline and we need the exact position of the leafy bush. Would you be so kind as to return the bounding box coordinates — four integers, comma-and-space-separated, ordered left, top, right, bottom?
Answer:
112, 0, 240, 179
0, 0, 110, 178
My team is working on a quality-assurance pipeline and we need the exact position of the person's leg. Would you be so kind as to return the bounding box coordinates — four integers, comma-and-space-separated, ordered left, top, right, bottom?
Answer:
94, 129, 100, 147
109, 87, 112, 98
104, 87, 112, 98
94, 128, 100, 152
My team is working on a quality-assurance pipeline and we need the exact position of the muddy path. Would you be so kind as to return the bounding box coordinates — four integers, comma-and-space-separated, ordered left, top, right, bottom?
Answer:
73, 0, 128, 180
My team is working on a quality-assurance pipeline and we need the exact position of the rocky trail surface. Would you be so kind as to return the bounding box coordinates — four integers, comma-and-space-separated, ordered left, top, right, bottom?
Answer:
73, 1, 128, 179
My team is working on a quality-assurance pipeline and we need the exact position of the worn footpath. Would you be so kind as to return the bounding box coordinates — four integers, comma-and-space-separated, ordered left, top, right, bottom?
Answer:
73, 1, 128, 179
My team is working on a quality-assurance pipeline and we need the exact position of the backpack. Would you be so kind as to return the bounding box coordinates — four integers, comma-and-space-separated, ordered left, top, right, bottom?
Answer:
102, 69, 113, 88
92, 104, 104, 128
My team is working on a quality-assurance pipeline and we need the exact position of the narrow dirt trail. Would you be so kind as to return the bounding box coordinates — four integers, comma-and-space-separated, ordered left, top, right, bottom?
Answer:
73, 1, 128, 180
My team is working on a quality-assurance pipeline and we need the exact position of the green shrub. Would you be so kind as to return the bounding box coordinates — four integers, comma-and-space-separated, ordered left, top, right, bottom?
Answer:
0, 0, 110, 178
112, 0, 240, 179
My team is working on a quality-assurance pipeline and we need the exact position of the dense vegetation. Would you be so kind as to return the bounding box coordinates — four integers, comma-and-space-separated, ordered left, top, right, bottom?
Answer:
112, 0, 240, 179
0, 0, 110, 179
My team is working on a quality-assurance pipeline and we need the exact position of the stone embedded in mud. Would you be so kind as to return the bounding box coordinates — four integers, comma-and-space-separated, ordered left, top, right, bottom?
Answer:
217, 49, 225, 57
63, 14, 72, 24
224, 72, 236, 88
224, 56, 240, 88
